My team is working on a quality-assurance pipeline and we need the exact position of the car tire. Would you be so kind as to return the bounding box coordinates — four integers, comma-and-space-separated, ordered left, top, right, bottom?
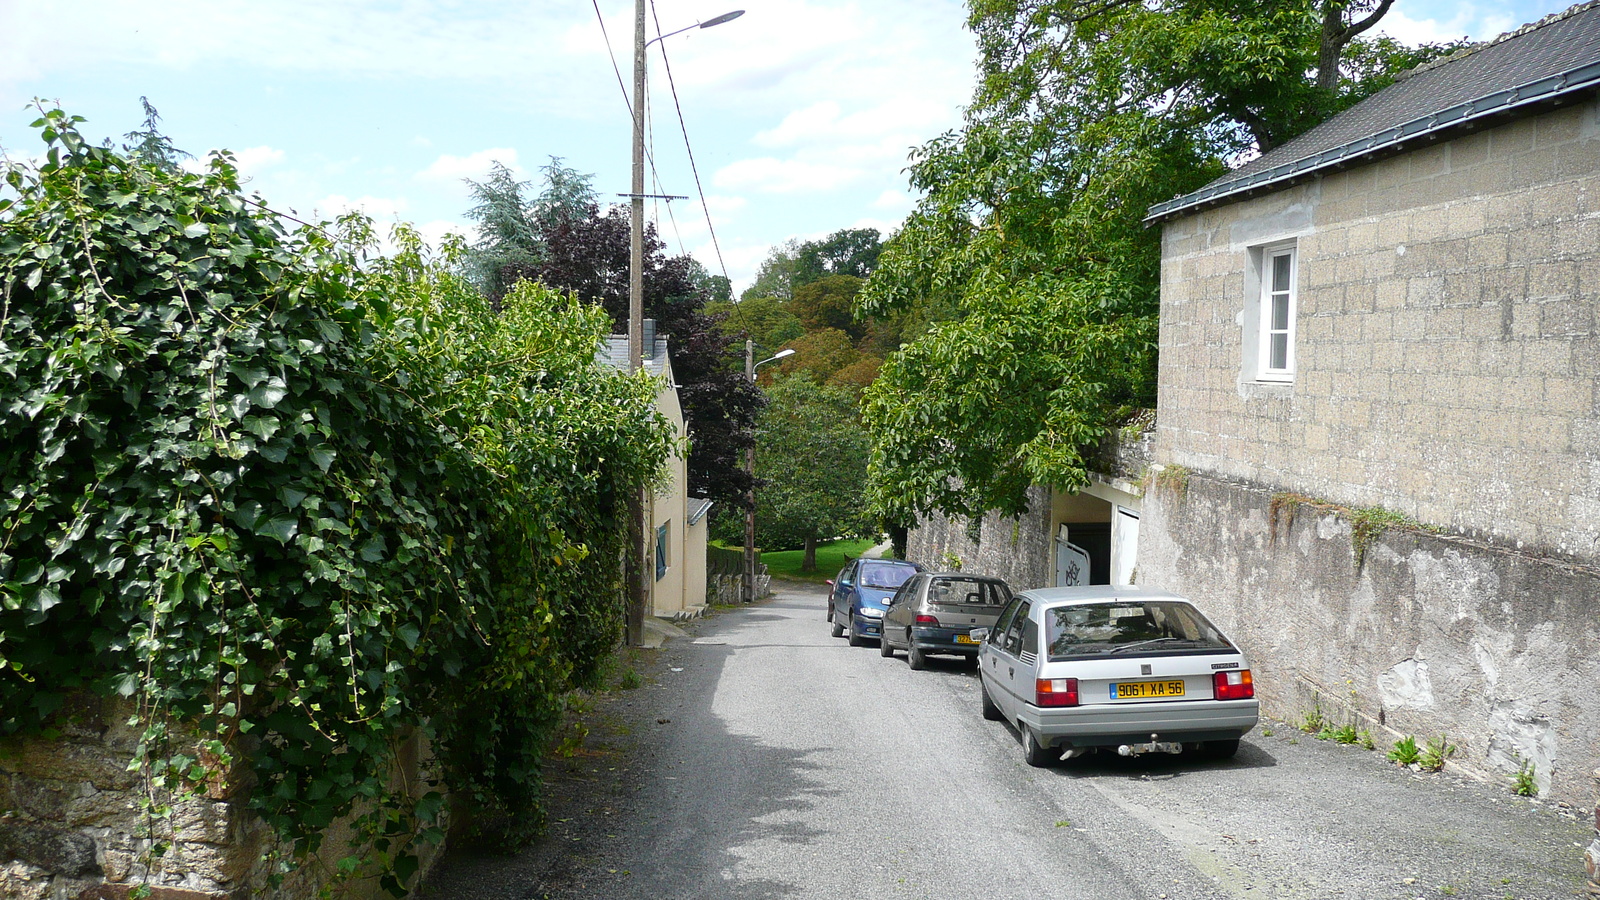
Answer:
1023, 727, 1054, 768
879, 634, 895, 658
980, 679, 1002, 722
907, 644, 927, 671
848, 627, 866, 648
826, 605, 833, 623
831, 620, 844, 638
1204, 738, 1241, 759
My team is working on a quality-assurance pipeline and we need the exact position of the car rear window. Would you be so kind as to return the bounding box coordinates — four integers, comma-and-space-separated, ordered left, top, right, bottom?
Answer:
1045, 601, 1236, 661
927, 578, 1009, 607
859, 561, 918, 590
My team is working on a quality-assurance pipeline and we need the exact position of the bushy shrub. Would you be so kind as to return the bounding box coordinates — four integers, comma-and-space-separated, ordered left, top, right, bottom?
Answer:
0, 109, 671, 890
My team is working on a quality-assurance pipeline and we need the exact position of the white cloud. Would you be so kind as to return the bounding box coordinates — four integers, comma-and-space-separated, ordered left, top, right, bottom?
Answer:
318, 193, 410, 220
871, 189, 910, 210
415, 149, 522, 185
413, 219, 470, 249
232, 145, 286, 175
714, 156, 865, 194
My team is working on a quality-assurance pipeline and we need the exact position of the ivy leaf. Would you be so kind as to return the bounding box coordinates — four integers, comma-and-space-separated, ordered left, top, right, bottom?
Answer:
257, 516, 300, 544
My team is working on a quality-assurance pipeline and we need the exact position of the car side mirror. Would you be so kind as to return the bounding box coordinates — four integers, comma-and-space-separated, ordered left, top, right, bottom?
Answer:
969, 627, 990, 643
826, 580, 835, 588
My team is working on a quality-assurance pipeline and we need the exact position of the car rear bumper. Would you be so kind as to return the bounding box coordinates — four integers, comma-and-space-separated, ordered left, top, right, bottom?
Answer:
909, 626, 981, 655
1020, 699, 1259, 749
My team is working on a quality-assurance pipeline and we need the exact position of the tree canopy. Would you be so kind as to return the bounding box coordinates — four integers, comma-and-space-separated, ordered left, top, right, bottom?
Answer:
859, 0, 1460, 521
463, 160, 763, 514
753, 375, 875, 569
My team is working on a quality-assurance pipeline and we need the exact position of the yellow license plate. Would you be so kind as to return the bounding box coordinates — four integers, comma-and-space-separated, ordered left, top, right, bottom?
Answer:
1112, 680, 1186, 700
955, 634, 977, 645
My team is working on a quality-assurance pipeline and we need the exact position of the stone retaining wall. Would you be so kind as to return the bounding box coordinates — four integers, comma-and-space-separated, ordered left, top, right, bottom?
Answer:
1140, 469, 1600, 806
0, 696, 439, 899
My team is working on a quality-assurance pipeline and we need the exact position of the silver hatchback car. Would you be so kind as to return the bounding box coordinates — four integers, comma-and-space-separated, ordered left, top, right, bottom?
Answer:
880, 572, 1013, 669
974, 585, 1258, 767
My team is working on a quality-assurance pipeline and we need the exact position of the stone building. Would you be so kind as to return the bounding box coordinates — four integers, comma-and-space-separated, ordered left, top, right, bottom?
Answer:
1142, 2, 1600, 807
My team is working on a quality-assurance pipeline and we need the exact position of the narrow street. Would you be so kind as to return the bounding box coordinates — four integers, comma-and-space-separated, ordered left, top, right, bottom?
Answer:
422, 583, 1592, 900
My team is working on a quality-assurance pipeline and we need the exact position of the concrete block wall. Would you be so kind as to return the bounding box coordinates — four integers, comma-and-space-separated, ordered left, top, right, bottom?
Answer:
0, 696, 439, 899
1156, 97, 1600, 562
1140, 471, 1600, 807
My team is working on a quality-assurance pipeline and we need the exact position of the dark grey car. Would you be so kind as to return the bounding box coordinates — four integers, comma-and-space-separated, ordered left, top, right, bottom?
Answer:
880, 572, 1013, 669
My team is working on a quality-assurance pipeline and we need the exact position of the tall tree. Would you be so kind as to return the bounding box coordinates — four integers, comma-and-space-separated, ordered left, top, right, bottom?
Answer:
120, 97, 189, 171
754, 374, 873, 571
859, 0, 1455, 521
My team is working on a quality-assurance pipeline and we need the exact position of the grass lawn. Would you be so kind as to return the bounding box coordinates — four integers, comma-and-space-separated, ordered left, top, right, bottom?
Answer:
758, 538, 884, 583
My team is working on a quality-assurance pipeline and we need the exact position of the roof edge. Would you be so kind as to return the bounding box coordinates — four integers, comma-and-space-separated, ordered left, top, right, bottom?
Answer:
1145, 59, 1600, 225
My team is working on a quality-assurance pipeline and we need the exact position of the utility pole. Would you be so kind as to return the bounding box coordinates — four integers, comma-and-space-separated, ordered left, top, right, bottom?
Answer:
744, 340, 757, 603
622, 5, 744, 642
625, 0, 648, 647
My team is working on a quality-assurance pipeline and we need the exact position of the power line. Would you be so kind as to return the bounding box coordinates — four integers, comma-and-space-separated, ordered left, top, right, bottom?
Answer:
650, 1, 732, 285
592, 0, 686, 257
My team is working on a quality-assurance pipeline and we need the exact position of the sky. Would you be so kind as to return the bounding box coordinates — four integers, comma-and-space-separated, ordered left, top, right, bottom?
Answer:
0, 0, 1583, 294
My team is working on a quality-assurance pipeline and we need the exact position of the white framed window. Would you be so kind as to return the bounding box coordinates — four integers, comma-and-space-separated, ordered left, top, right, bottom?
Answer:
1254, 243, 1297, 382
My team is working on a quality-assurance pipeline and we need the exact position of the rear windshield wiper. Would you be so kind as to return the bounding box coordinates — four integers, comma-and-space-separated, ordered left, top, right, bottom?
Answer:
1108, 637, 1190, 653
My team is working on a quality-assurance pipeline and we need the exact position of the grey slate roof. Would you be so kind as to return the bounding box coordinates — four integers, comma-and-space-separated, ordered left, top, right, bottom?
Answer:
1146, 0, 1600, 223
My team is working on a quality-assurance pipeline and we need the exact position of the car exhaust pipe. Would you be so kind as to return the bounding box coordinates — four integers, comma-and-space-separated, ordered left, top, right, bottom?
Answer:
1059, 746, 1091, 760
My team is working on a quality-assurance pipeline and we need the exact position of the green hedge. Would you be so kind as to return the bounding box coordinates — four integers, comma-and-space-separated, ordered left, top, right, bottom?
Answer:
0, 110, 672, 891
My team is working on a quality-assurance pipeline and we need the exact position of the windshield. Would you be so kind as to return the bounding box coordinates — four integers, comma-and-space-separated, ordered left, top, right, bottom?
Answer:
1045, 601, 1235, 661
859, 561, 918, 590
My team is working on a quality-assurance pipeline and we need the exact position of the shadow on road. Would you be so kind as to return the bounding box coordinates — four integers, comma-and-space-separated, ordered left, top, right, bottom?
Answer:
419, 609, 834, 900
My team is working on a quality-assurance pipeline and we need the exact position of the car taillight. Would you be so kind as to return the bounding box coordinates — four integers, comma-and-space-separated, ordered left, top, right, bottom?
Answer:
1213, 669, 1254, 700
1035, 678, 1079, 707
914, 614, 940, 626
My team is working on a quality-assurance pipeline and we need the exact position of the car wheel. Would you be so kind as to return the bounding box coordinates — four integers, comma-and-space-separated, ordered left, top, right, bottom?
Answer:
826, 604, 833, 623
848, 626, 866, 648
879, 633, 895, 658
980, 679, 1002, 722
1204, 738, 1241, 759
907, 644, 927, 671
1023, 727, 1054, 768
830, 620, 844, 638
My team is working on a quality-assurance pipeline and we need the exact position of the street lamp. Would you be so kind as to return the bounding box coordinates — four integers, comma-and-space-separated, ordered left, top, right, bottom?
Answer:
624, 5, 745, 646
744, 343, 794, 603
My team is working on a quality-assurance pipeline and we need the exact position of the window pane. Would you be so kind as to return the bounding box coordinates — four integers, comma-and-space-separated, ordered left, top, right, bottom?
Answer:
1270, 333, 1288, 370
1272, 254, 1291, 292
1272, 293, 1289, 330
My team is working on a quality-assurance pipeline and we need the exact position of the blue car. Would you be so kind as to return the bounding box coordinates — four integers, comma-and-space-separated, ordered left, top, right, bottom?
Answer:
827, 558, 925, 647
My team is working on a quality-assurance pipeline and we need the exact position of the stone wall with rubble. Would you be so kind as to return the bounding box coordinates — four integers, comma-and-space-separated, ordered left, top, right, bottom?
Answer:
0, 695, 439, 899
1139, 471, 1600, 807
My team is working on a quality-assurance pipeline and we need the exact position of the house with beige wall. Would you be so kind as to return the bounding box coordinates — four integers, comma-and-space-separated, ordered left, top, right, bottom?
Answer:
1142, 2, 1600, 809
602, 328, 712, 619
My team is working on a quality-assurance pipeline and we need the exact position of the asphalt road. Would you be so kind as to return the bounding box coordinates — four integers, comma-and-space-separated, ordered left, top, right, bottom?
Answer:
421, 581, 1593, 900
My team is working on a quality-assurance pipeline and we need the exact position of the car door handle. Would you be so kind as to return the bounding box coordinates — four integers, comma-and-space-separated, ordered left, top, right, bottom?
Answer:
1008, 667, 1014, 678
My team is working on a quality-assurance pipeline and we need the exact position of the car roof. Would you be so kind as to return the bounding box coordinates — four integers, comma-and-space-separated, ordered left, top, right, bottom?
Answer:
1015, 585, 1191, 607
925, 571, 1007, 582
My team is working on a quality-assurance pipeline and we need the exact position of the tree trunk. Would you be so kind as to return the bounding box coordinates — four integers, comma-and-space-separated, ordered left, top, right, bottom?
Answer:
801, 536, 818, 573
1317, 0, 1396, 91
